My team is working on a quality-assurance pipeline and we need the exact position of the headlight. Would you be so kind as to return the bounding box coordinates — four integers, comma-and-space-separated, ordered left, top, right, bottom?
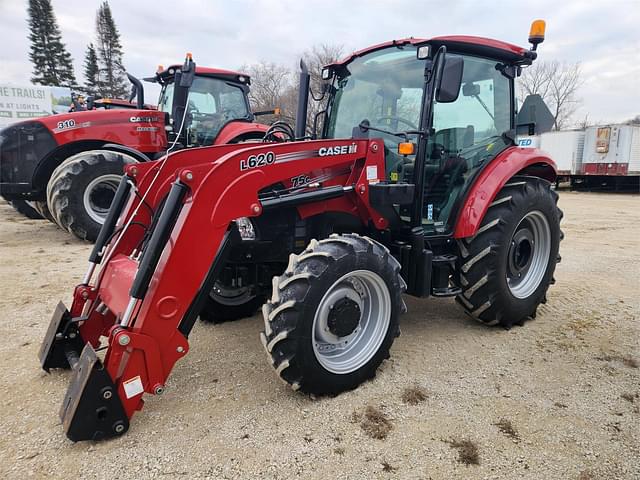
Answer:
235, 217, 256, 240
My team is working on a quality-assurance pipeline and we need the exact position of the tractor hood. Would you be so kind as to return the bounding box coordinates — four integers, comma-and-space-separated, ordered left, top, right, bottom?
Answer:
36, 109, 166, 140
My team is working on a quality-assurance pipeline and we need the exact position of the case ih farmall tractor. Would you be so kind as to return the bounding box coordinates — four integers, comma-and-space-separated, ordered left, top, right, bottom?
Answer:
39, 21, 563, 441
0, 56, 271, 240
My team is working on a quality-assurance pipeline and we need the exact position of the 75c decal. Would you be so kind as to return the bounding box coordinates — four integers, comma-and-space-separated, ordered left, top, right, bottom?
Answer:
240, 151, 275, 171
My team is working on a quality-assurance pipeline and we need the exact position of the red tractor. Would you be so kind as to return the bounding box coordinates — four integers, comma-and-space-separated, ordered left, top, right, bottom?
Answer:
0, 55, 272, 240
39, 21, 562, 441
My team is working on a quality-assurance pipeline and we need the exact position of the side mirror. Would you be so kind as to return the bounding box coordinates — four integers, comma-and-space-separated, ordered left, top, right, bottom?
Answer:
436, 56, 464, 103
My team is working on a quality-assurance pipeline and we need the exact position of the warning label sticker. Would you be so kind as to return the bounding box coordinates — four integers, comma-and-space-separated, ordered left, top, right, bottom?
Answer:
123, 375, 144, 399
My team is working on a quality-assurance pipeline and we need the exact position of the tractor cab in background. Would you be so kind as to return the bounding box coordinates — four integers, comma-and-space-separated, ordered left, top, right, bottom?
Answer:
151, 59, 255, 147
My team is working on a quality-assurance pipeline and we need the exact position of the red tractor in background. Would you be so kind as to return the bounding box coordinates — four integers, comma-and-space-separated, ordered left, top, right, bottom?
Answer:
0, 55, 272, 241
39, 21, 563, 441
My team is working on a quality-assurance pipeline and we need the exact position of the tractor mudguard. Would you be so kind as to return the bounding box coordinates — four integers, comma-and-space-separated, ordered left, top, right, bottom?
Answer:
214, 121, 270, 145
101, 143, 152, 163
452, 146, 556, 239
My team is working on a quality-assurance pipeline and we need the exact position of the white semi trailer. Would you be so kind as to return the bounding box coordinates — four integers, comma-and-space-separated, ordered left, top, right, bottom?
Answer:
520, 124, 639, 190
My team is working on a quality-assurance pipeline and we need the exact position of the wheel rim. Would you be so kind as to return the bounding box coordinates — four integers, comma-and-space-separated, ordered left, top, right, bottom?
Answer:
83, 174, 122, 224
312, 270, 391, 375
506, 210, 551, 299
210, 282, 255, 306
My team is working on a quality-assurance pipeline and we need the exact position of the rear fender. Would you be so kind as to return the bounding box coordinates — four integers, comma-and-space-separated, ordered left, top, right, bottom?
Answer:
453, 146, 556, 239
214, 121, 269, 145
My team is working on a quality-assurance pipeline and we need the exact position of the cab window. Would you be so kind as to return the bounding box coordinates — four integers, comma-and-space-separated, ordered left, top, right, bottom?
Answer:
421, 54, 512, 232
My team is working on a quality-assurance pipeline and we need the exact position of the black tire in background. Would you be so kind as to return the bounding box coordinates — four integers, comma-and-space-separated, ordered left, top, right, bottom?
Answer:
33, 200, 56, 223
199, 286, 266, 324
456, 176, 563, 328
260, 233, 406, 395
9, 200, 44, 219
46, 150, 136, 242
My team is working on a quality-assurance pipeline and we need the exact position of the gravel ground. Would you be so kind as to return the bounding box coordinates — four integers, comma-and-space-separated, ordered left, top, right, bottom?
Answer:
0, 191, 638, 480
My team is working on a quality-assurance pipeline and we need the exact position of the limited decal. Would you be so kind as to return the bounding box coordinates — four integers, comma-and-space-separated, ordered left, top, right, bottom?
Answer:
318, 143, 357, 157
240, 151, 276, 171
56, 119, 76, 130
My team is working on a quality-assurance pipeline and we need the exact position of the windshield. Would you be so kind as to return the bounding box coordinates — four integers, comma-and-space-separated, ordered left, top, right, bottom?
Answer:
326, 46, 425, 150
157, 75, 250, 145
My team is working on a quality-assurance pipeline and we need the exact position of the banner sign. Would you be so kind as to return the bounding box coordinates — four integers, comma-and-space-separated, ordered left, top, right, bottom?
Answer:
0, 84, 72, 127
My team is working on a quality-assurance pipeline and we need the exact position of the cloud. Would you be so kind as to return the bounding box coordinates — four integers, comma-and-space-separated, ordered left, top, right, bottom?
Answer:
1, 0, 638, 123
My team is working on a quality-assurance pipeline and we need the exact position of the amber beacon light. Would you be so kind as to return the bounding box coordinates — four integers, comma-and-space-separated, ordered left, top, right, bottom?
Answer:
528, 19, 546, 49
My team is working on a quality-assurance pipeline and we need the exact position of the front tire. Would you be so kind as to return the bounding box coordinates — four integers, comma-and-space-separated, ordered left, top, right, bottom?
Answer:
260, 233, 406, 394
46, 150, 136, 241
456, 176, 563, 328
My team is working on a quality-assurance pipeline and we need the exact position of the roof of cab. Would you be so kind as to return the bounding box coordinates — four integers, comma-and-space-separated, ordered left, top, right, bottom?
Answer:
326, 35, 529, 69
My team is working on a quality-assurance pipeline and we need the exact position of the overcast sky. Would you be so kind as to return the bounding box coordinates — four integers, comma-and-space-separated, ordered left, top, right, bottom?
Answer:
1, 0, 638, 124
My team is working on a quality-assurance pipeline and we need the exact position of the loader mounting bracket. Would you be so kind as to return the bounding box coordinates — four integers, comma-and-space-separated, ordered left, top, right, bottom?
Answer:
39, 301, 85, 371
60, 343, 129, 442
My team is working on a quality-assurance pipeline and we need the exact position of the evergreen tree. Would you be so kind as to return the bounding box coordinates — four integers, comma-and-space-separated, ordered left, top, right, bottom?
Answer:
95, 1, 128, 98
27, 0, 77, 87
83, 43, 100, 93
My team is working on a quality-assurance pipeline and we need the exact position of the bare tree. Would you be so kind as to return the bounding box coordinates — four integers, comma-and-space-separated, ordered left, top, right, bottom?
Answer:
301, 44, 344, 135
624, 115, 640, 125
518, 61, 583, 131
240, 61, 296, 125
240, 43, 344, 136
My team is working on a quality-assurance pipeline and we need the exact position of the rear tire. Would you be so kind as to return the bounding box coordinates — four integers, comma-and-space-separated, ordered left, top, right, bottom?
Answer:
260, 233, 406, 394
455, 176, 563, 328
47, 150, 136, 241
9, 200, 43, 219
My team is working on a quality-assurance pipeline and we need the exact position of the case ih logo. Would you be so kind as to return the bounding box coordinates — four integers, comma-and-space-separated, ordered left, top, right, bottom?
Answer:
318, 144, 357, 156
129, 116, 160, 123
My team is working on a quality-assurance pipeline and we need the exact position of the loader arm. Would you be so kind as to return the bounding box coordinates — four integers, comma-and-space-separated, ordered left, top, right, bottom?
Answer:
40, 138, 388, 441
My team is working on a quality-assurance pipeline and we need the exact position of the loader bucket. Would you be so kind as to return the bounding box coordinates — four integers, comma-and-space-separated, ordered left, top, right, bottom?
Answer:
60, 343, 129, 441
39, 301, 84, 372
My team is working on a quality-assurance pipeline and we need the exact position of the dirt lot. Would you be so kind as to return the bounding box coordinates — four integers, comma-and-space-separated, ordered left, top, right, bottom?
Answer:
0, 191, 638, 480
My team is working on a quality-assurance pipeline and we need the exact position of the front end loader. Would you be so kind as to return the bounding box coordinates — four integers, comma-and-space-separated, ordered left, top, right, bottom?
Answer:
40, 21, 563, 441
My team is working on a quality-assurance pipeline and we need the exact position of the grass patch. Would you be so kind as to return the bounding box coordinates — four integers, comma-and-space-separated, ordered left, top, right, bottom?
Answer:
447, 438, 480, 465
354, 406, 393, 440
494, 418, 520, 441
381, 461, 396, 472
597, 353, 639, 369
401, 385, 428, 405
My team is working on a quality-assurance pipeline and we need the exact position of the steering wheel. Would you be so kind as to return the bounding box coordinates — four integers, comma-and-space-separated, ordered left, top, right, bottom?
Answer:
375, 116, 418, 130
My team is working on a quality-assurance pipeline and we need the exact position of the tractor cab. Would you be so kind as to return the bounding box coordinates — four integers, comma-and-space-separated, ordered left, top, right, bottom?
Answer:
149, 57, 254, 147
321, 36, 537, 235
